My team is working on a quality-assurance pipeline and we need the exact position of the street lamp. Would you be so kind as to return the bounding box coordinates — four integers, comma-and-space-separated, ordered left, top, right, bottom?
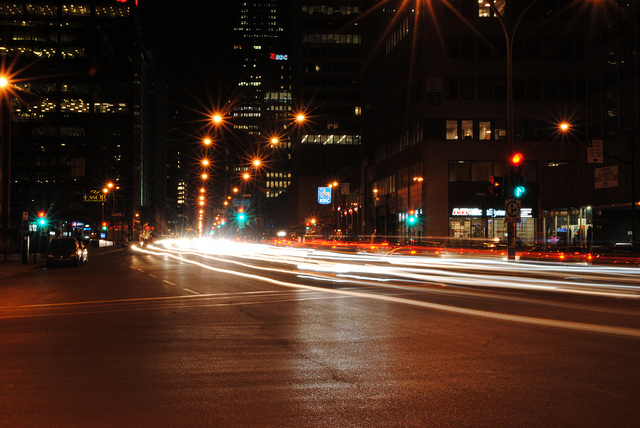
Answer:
0, 74, 12, 250
486, 0, 540, 260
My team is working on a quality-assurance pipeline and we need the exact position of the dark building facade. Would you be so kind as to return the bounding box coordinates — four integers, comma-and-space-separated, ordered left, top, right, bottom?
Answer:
362, 0, 588, 244
541, 1, 640, 246
0, 0, 165, 250
288, 0, 364, 235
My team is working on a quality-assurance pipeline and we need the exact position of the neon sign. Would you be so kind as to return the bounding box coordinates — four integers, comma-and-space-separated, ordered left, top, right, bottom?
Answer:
270, 53, 288, 61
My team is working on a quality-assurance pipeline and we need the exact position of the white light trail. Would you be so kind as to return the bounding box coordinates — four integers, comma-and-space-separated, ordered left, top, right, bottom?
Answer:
133, 242, 640, 338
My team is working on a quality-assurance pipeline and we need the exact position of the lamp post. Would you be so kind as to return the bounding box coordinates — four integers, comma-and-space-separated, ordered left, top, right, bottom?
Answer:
0, 75, 11, 251
486, 0, 540, 260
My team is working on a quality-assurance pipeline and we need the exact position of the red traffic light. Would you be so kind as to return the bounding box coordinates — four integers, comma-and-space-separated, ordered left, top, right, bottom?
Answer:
510, 153, 524, 166
38, 211, 46, 218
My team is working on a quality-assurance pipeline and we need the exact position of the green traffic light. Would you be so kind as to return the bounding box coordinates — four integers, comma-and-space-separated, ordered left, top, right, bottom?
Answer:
514, 186, 525, 198
38, 218, 46, 226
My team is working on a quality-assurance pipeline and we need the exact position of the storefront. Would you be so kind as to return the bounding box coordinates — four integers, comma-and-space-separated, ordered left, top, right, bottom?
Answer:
541, 207, 593, 248
449, 206, 536, 245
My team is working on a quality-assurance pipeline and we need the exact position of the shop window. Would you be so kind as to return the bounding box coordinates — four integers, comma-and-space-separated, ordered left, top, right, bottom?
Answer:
461, 120, 473, 139
479, 121, 492, 140
446, 120, 458, 140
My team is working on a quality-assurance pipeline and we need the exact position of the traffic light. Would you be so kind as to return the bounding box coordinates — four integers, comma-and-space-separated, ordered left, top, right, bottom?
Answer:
510, 152, 524, 168
37, 211, 47, 226
488, 176, 503, 197
510, 152, 525, 199
514, 185, 526, 198
408, 210, 417, 225
237, 208, 246, 222
101, 221, 109, 231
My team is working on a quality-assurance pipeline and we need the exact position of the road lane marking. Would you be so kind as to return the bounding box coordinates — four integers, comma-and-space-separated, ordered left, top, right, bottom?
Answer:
132, 245, 640, 339
184, 288, 200, 295
148, 274, 158, 278
163, 280, 176, 286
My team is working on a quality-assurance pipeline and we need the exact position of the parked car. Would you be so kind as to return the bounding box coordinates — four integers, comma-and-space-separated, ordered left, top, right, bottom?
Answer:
518, 245, 593, 263
46, 237, 88, 267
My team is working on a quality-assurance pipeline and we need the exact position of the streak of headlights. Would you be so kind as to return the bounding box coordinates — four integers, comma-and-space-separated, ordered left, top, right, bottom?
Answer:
141, 239, 640, 299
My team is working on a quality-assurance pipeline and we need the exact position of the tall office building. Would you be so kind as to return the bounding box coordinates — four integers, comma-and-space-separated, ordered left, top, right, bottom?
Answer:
223, 1, 293, 234
0, 0, 162, 248
288, 1, 363, 234
362, 0, 586, 243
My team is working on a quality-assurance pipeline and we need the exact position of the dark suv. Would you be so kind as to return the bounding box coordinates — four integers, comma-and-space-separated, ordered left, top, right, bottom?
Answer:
46, 237, 88, 267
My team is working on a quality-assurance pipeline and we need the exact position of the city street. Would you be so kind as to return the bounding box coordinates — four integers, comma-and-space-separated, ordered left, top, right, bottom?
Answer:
1, 242, 639, 427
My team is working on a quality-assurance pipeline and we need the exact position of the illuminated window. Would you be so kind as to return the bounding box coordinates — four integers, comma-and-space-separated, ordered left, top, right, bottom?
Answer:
27, 4, 57, 15
479, 121, 492, 140
461, 120, 473, 139
446, 120, 458, 140
61, 98, 89, 113
62, 4, 89, 16
0, 4, 23, 14
478, 0, 505, 18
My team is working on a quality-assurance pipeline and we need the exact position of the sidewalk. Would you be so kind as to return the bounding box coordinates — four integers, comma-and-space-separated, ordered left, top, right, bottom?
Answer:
0, 246, 124, 278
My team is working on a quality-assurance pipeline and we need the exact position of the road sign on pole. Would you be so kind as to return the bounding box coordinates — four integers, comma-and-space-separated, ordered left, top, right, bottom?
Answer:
505, 199, 521, 220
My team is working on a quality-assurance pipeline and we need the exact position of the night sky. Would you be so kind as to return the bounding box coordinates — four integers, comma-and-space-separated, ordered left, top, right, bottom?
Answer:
139, 0, 234, 112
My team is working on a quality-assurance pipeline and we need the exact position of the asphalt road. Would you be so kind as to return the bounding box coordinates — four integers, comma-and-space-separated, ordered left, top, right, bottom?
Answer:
0, 245, 639, 427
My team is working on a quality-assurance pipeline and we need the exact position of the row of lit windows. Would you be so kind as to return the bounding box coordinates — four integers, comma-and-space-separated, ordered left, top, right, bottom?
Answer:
265, 180, 290, 189
264, 91, 291, 101
266, 172, 291, 179
12, 99, 129, 115
0, 4, 129, 17
0, 45, 84, 58
301, 5, 360, 15
385, 16, 409, 55
23, 126, 86, 137
302, 33, 361, 44
301, 134, 361, 145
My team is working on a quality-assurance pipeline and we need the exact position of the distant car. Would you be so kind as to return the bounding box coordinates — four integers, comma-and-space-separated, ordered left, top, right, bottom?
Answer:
46, 237, 88, 267
518, 245, 592, 263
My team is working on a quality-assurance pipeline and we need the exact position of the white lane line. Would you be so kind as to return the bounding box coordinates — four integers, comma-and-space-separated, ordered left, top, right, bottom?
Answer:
163, 280, 176, 286
148, 274, 158, 278
134, 245, 640, 339
184, 288, 200, 295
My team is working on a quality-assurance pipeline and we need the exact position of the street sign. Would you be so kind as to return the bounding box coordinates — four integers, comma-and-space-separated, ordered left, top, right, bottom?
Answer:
318, 187, 331, 205
83, 189, 107, 202
505, 199, 521, 220
587, 139, 603, 163
594, 165, 618, 189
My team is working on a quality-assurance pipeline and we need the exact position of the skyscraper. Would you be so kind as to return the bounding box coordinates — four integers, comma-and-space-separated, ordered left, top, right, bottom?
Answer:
0, 0, 160, 249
